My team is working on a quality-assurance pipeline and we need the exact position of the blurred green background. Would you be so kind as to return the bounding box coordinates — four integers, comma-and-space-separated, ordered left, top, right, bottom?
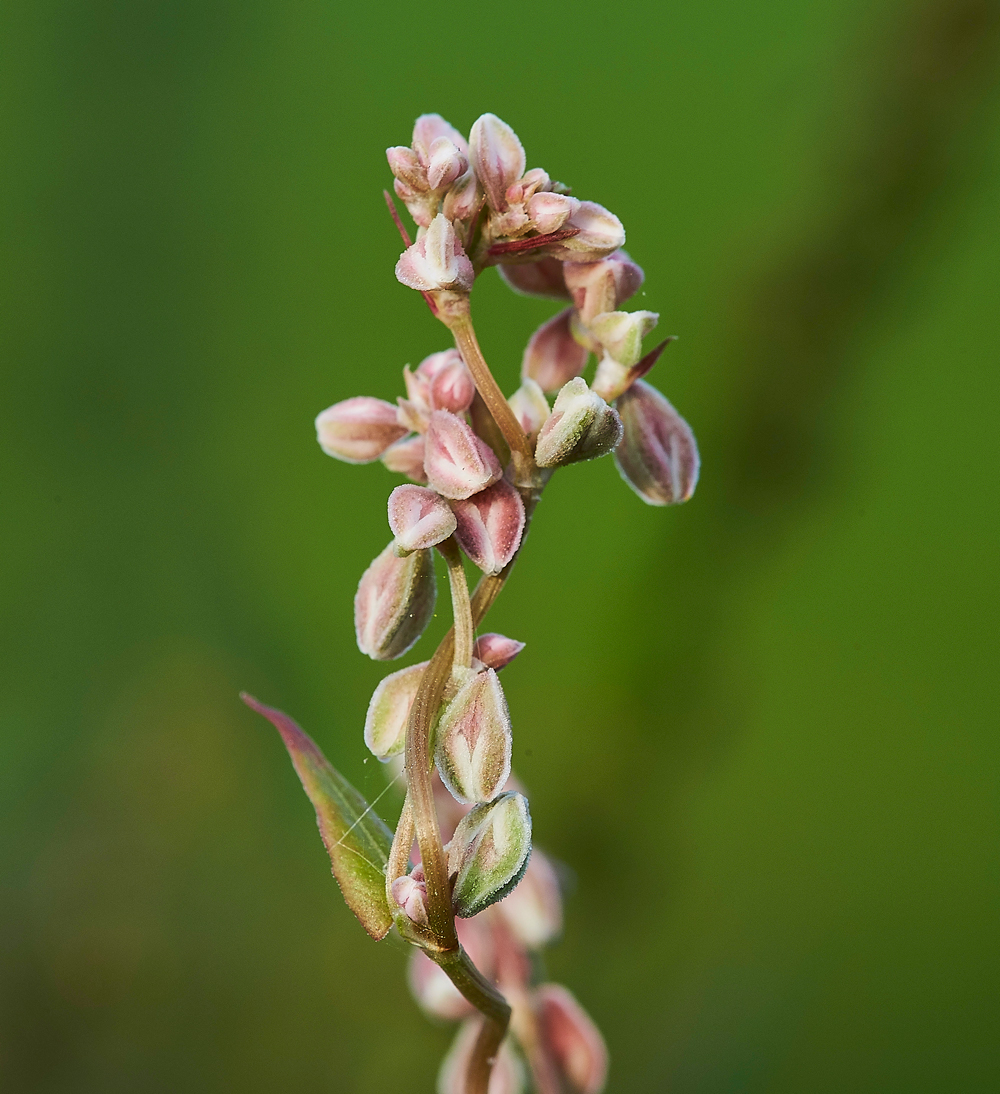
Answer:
2, 0, 998, 1090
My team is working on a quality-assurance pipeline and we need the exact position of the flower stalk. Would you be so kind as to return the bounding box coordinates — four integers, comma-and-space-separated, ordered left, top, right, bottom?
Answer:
250, 109, 700, 1094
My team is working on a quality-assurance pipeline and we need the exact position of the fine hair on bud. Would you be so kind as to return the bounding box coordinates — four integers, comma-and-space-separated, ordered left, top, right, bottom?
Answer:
388, 484, 457, 553
446, 792, 533, 918
450, 478, 526, 575
434, 668, 512, 804
354, 541, 437, 660
614, 379, 700, 505
535, 377, 623, 468
315, 397, 408, 463
424, 410, 503, 500
364, 660, 428, 759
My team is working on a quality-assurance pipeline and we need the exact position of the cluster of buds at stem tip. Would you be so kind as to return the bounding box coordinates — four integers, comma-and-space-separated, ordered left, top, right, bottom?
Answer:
271, 108, 709, 1094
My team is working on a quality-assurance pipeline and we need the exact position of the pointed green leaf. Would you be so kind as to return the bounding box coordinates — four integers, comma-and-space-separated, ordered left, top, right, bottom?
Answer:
242, 692, 394, 940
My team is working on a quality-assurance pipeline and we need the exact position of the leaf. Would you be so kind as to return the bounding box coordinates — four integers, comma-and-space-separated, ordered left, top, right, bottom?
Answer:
242, 692, 394, 940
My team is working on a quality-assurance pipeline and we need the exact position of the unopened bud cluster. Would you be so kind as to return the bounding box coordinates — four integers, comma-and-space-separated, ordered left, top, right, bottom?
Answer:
307, 110, 701, 1094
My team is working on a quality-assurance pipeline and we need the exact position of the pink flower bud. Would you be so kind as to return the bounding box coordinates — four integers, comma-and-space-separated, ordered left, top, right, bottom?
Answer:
496, 848, 562, 949
435, 668, 512, 805
355, 541, 437, 660
614, 380, 699, 505
381, 434, 428, 483
507, 379, 550, 444
388, 484, 457, 553
536, 984, 608, 1094
522, 308, 590, 394
424, 410, 503, 500
469, 113, 526, 213
443, 169, 479, 222
534, 378, 623, 468
590, 354, 631, 404
428, 354, 475, 414
391, 870, 428, 926
563, 250, 644, 323
427, 136, 469, 190
498, 258, 572, 301
364, 660, 427, 759
447, 793, 532, 919
588, 310, 658, 368
527, 192, 579, 235
395, 214, 475, 292
408, 915, 494, 1020
315, 397, 408, 463
439, 1018, 526, 1094
544, 201, 625, 262
472, 633, 525, 672
412, 113, 469, 159
396, 395, 429, 435
517, 167, 551, 200
451, 479, 525, 575
386, 146, 427, 191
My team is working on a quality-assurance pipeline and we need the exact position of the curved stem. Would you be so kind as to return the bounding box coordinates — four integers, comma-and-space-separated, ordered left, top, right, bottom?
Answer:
435, 292, 539, 490
439, 537, 474, 673
385, 793, 414, 902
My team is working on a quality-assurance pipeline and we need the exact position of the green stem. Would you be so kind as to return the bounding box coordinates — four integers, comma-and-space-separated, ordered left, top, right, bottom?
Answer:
435, 291, 539, 491
438, 537, 474, 673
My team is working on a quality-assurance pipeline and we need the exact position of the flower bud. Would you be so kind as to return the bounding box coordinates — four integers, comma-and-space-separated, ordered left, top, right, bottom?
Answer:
450, 479, 525, 575
388, 484, 457, 553
588, 310, 658, 368
395, 214, 475, 292
470, 113, 526, 213
381, 434, 428, 483
543, 201, 625, 262
497, 257, 572, 301
527, 192, 579, 235
315, 397, 408, 463
496, 848, 562, 949
442, 169, 479, 222
564, 250, 644, 323
424, 410, 503, 500
412, 113, 469, 160
427, 136, 468, 190
590, 354, 631, 404
408, 915, 494, 1020
428, 354, 475, 414
447, 792, 532, 917
355, 541, 437, 660
534, 378, 623, 468
364, 660, 427, 759
614, 380, 699, 505
507, 379, 550, 444
391, 869, 428, 926
386, 146, 427, 191
522, 308, 589, 394
439, 1018, 526, 1094
435, 668, 512, 805
472, 632, 525, 672
536, 984, 608, 1094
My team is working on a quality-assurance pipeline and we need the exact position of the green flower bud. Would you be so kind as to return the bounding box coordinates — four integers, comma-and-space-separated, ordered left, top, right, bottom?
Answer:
446, 792, 532, 918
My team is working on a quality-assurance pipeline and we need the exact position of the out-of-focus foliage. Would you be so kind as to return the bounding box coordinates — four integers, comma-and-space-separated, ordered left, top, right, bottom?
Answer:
1, 0, 998, 1090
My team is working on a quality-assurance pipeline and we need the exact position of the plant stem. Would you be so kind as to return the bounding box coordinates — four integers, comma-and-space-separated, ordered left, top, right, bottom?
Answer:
439, 537, 474, 673
432, 949, 512, 1094
384, 793, 414, 904
435, 292, 539, 491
